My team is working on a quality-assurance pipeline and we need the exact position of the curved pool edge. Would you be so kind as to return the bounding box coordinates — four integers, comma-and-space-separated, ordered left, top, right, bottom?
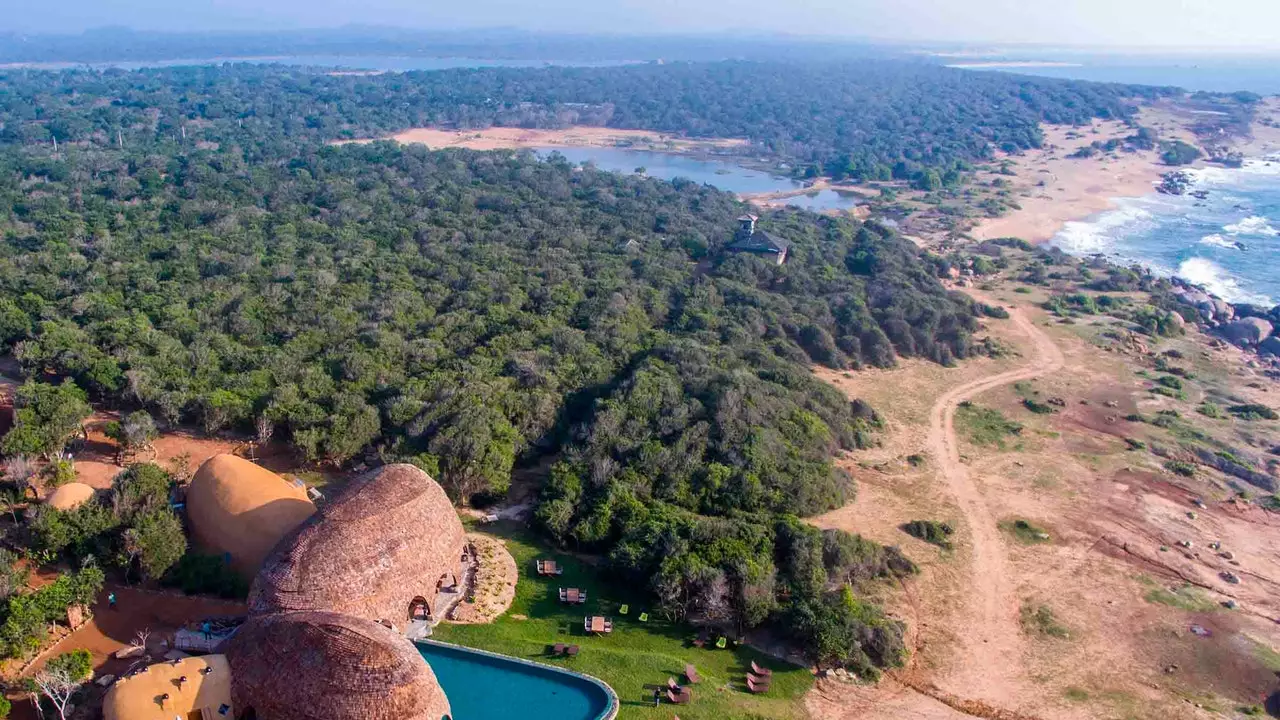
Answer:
416, 638, 620, 720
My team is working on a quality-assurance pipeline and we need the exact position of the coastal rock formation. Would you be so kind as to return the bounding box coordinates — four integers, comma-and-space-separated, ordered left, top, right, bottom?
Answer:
1221, 317, 1274, 347
186, 454, 317, 577
1259, 337, 1280, 358
250, 463, 466, 628
224, 610, 450, 720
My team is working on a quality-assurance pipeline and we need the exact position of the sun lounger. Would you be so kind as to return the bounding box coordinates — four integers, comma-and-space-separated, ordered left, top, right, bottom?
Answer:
750, 661, 772, 677
667, 677, 680, 690
566, 645, 579, 657
552, 643, 566, 655
746, 676, 770, 694
715, 636, 727, 649
666, 688, 691, 704
619, 604, 629, 615
684, 664, 700, 684
638, 612, 649, 622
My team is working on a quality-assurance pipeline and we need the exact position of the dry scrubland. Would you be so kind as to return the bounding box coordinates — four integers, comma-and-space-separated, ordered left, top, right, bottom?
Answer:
806, 251, 1280, 720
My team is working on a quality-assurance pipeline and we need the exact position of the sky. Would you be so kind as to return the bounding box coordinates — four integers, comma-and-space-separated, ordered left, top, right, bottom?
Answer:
7, 0, 1280, 49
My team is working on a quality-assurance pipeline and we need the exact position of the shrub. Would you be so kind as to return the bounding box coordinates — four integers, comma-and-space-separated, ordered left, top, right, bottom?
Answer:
46, 649, 93, 682
1020, 603, 1070, 638
1156, 376, 1184, 391
1228, 404, 1278, 421
1022, 398, 1057, 415
1000, 519, 1050, 544
1165, 460, 1196, 477
1197, 403, 1224, 419
163, 553, 249, 599
900, 520, 954, 549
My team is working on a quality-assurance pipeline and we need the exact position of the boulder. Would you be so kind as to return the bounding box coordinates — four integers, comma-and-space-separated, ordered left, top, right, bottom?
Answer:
1220, 317, 1274, 347
1260, 336, 1280, 358
1211, 299, 1235, 322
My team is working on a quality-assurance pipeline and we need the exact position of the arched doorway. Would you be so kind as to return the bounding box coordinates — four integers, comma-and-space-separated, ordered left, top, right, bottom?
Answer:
409, 596, 431, 622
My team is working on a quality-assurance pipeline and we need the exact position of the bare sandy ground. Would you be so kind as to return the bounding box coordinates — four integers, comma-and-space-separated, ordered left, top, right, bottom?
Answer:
337, 125, 747, 152
970, 121, 1166, 243
808, 282, 1280, 720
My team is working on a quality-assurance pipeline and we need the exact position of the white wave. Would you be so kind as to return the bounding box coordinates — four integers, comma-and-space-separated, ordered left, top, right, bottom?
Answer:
1223, 215, 1279, 236
1199, 234, 1241, 249
1238, 156, 1280, 176
1176, 258, 1272, 305
1050, 203, 1152, 255
1182, 166, 1235, 186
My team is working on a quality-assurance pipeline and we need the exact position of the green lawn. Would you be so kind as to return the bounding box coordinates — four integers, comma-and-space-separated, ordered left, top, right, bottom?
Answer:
434, 522, 813, 720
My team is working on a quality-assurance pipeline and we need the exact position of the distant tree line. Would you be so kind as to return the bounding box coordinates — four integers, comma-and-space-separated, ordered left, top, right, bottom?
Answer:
0, 59, 1187, 187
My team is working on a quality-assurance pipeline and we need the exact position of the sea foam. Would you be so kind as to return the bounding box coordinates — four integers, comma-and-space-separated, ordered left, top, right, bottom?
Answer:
1052, 203, 1152, 255
1176, 258, 1271, 305
1223, 215, 1279, 236
1199, 234, 1242, 249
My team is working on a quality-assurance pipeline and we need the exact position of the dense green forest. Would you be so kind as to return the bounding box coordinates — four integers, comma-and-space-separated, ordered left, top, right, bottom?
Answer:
0, 131, 980, 669
0, 60, 1179, 183
0, 59, 1083, 672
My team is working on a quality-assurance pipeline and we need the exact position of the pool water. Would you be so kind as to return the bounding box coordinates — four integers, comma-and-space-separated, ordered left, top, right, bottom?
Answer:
417, 640, 616, 720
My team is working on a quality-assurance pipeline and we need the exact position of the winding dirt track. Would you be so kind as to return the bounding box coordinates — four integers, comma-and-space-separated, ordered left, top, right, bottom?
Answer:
923, 306, 1065, 705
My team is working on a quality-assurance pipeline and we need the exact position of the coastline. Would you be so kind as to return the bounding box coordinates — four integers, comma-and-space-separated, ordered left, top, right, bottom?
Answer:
969, 120, 1168, 243
972, 101, 1280, 247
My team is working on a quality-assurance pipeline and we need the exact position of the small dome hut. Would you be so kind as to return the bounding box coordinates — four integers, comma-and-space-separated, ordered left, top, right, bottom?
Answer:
224, 610, 450, 720
250, 464, 465, 628
103, 654, 232, 720
44, 482, 95, 511
186, 454, 316, 577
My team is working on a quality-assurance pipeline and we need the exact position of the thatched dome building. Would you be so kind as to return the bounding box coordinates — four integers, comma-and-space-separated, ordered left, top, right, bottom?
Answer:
44, 482, 95, 511
224, 610, 450, 720
250, 464, 465, 628
186, 454, 316, 577
103, 654, 232, 720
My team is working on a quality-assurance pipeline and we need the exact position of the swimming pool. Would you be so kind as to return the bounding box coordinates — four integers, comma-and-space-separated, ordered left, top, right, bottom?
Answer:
417, 640, 617, 720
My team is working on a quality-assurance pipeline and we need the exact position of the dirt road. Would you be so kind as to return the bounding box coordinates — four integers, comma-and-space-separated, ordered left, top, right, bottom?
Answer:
809, 305, 1066, 720
924, 306, 1065, 705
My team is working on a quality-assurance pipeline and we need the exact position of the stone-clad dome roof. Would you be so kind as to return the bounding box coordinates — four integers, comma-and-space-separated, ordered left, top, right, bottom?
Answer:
224, 610, 450, 720
250, 464, 465, 627
186, 454, 317, 577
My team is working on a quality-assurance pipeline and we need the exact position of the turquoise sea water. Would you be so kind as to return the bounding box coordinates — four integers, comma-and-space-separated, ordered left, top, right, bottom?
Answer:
417, 641, 614, 720
1049, 157, 1280, 306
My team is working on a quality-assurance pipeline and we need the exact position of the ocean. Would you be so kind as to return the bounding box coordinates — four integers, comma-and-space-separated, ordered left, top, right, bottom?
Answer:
1050, 157, 1280, 306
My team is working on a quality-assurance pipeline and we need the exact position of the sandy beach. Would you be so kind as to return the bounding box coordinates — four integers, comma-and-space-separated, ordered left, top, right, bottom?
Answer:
972, 101, 1280, 245
970, 121, 1166, 243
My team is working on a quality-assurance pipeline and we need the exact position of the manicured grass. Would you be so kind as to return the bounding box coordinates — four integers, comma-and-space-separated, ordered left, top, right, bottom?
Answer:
434, 522, 813, 720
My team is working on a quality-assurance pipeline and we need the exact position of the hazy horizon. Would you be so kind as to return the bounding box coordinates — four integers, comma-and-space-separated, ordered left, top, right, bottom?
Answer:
8, 0, 1280, 51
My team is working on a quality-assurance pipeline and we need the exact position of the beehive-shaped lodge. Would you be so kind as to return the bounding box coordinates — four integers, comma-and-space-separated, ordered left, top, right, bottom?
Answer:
186, 454, 317, 577
249, 463, 466, 628
224, 610, 451, 720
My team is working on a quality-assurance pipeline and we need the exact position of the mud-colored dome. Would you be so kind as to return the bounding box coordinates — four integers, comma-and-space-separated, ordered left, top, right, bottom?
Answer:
186, 455, 316, 577
250, 464, 465, 627
44, 482, 96, 511
224, 610, 450, 720
103, 654, 232, 720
